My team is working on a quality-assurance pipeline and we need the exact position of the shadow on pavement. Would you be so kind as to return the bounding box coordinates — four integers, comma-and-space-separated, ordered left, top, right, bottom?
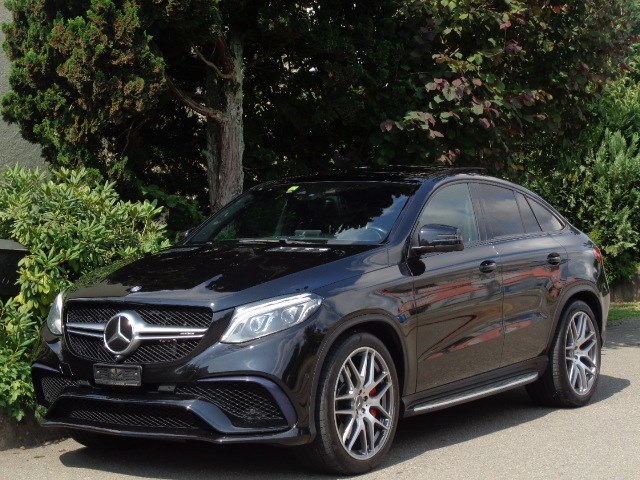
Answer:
58, 320, 635, 478
58, 372, 629, 479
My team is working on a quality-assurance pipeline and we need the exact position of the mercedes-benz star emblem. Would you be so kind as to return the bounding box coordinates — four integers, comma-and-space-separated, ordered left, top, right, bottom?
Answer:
103, 312, 144, 357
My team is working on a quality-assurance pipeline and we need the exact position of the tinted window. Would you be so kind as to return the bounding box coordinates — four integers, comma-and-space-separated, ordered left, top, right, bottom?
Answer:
478, 184, 524, 238
188, 182, 418, 245
419, 183, 479, 243
516, 193, 542, 233
528, 199, 563, 232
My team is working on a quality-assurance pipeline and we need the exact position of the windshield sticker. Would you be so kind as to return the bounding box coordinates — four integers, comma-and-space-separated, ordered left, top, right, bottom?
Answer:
287, 185, 300, 193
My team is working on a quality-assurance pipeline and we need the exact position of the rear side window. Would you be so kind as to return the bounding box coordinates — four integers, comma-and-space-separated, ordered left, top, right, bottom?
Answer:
528, 198, 564, 232
418, 183, 479, 243
516, 193, 542, 234
477, 184, 524, 238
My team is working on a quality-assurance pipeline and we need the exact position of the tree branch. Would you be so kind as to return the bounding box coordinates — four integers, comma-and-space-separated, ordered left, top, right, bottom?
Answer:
192, 44, 234, 80
119, 118, 147, 158
164, 73, 223, 122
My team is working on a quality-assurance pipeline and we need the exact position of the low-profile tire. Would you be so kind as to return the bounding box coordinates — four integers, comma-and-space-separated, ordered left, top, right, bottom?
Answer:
527, 300, 601, 407
295, 332, 400, 475
68, 429, 137, 449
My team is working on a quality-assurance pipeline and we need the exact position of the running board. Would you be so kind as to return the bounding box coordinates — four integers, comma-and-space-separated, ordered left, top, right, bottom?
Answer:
407, 372, 539, 414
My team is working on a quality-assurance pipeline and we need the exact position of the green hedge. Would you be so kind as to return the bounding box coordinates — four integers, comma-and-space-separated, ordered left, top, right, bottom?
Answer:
522, 65, 640, 285
0, 166, 171, 419
531, 130, 640, 284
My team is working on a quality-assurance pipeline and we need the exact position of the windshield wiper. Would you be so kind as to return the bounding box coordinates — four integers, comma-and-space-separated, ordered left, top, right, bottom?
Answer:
277, 237, 322, 245
236, 238, 280, 244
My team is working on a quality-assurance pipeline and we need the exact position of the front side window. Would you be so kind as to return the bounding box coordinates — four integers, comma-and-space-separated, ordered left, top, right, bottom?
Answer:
418, 183, 479, 243
188, 182, 418, 245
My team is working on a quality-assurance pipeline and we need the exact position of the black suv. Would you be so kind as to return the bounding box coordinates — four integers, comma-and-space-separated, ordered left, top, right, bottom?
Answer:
32, 169, 609, 474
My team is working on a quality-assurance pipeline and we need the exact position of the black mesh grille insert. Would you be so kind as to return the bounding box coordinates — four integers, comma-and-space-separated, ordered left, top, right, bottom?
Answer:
67, 334, 200, 365
66, 304, 213, 328
176, 382, 287, 429
40, 376, 77, 406
53, 398, 202, 430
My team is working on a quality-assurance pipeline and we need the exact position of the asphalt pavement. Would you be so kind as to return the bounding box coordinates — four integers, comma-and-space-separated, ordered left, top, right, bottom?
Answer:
1, 318, 638, 480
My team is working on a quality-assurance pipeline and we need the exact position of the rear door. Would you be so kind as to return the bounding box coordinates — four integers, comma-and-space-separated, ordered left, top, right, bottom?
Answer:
475, 183, 567, 367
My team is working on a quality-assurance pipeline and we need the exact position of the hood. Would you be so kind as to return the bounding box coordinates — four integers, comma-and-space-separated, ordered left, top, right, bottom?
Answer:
66, 242, 388, 311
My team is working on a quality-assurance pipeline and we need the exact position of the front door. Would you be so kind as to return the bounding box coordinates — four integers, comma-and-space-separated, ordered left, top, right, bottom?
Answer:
413, 183, 504, 392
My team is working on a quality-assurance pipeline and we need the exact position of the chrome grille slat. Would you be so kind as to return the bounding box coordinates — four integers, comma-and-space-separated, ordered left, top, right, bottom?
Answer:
67, 335, 202, 364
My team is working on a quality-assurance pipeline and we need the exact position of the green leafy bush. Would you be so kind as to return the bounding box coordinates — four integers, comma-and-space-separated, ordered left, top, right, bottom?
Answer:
0, 298, 35, 420
0, 166, 171, 419
529, 130, 640, 284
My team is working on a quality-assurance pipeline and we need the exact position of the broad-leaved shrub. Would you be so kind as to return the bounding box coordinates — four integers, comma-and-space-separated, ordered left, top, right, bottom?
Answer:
0, 166, 171, 419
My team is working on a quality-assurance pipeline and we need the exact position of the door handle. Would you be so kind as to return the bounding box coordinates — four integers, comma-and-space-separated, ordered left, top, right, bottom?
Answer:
547, 252, 562, 265
479, 260, 497, 273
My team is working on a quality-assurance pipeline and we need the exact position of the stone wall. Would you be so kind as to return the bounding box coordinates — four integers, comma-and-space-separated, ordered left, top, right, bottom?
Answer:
0, 5, 45, 172
0, 413, 63, 450
609, 274, 640, 303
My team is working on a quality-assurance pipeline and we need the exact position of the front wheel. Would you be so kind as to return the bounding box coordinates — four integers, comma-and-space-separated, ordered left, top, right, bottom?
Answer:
296, 332, 400, 474
527, 300, 601, 407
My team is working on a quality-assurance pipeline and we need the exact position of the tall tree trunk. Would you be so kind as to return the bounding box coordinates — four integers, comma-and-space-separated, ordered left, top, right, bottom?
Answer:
214, 34, 244, 212
204, 68, 220, 213
166, 35, 245, 213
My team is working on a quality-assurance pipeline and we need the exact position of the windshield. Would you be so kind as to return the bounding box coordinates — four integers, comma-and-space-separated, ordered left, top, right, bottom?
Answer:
188, 181, 418, 245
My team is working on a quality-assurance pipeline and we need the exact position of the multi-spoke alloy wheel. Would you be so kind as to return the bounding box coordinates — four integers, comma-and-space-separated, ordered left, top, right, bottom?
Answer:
333, 347, 394, 460
565, 311, 599, 395
296, 332, 399, 475
526, 300, 601, 407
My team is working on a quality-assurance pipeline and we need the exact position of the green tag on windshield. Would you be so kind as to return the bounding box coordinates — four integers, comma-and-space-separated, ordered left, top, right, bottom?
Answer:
287, 185, 300, 193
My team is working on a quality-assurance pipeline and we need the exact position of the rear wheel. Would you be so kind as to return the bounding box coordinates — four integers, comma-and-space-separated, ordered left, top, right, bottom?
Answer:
296, 332, 399, 474
527, 300, 601, 407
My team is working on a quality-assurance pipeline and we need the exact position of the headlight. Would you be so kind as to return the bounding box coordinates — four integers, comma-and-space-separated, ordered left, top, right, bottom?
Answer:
46, 293, 64, 335
221, 293, 322, 344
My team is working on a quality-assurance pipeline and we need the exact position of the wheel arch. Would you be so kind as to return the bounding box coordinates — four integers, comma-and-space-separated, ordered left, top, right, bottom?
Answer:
307, 312, 410, 437
548, 283, 604, 350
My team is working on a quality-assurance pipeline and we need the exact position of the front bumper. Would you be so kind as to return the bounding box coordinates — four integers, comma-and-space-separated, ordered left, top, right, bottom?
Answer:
32, 362, 310, 445
31, 299, 336, 446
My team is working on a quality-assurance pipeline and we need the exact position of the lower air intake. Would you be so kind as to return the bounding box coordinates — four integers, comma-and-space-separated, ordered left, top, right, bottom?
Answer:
40, 376, 77, 406
52, 398, 204, 431
176, 382, 288, 429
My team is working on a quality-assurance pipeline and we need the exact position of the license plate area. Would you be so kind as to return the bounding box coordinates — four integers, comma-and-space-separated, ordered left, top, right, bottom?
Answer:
94, 364, 142, 387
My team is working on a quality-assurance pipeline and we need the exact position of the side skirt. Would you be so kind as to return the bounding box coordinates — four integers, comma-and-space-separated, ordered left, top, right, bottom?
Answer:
403, 356, 547, 417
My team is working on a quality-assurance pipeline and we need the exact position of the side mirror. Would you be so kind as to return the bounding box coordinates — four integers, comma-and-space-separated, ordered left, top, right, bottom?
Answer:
412, 224, 464, 255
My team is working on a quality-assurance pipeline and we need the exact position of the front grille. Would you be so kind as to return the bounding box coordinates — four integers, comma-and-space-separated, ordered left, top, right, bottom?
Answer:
53, 398, 203, 430
66, 304, 213, 328
40, 376, 77, 406
176, 382, 288, 429
67, 334, 200, 364
64, 303, 215, 365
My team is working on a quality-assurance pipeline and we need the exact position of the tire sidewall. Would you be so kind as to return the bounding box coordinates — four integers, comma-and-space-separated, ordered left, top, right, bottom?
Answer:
317, 332, 400, 474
